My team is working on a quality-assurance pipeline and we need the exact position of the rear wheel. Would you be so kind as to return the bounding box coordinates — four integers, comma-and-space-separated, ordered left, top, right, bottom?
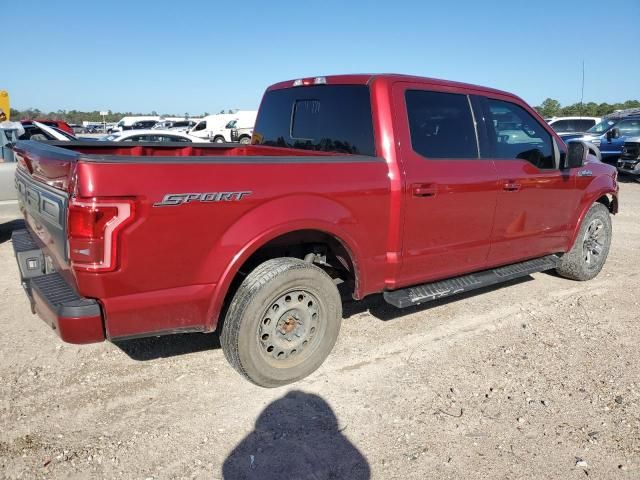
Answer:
556, 203, 612, 281
213, 136, 225, 143
220, 258, 342, 387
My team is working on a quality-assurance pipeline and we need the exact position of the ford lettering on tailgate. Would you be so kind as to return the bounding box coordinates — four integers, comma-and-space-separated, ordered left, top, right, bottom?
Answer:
153, 191, 252, 207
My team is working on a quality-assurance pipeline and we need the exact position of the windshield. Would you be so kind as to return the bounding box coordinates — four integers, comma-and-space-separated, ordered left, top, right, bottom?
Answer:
586, 119, 616, 134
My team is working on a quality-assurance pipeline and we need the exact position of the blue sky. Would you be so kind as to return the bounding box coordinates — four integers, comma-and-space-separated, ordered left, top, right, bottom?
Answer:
4, 0, 639, 114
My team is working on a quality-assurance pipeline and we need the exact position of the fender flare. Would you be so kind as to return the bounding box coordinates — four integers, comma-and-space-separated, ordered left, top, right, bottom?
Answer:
567, 188, 617, 251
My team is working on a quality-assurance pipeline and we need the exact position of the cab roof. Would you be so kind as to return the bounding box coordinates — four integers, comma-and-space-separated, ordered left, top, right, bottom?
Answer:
266, 73, 515, 99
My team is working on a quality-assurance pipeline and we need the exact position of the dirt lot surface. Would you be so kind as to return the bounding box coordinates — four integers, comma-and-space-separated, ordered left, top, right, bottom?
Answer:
1, 179, 639, 480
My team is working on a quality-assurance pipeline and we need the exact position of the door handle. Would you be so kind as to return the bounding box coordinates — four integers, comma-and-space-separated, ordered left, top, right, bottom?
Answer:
503, 182, 521, 192
412, 183, 437, 197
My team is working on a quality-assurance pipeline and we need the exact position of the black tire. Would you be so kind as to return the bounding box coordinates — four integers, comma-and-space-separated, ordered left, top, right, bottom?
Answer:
238, 136, 251, 145
556, 203, 612, 281
220, 258, 342, 387
213, 136, 225, 143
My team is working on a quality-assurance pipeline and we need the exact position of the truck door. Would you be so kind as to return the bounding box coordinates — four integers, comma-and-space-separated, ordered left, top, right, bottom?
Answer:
602, 118, 640, 163
473, 95, 580, 265
392, 83, 499, 287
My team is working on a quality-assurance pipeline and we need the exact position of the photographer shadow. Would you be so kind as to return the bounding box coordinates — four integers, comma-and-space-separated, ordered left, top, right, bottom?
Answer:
222, 390, 370, 480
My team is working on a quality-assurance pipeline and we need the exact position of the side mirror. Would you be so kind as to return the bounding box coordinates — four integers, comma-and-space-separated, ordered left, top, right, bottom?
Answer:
606, 127, 620, 140
564, 141, 601, 169
565, 141, 588, 169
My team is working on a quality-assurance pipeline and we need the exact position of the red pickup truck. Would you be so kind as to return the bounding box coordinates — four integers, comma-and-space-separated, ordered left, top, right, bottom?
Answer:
12, 74, 618, 387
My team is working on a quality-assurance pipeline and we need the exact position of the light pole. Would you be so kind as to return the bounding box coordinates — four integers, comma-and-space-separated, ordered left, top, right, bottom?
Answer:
100, 111, 108, 133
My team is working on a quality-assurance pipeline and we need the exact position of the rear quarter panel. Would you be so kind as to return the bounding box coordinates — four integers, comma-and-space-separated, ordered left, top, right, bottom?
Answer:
75, 157, 391, 336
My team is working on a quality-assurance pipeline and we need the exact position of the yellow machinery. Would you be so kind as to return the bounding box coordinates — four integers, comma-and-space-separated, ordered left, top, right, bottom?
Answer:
0, 90, 9, 121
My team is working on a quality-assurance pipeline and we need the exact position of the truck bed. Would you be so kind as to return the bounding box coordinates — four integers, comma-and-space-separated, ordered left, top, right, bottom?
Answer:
14, 140, 351, 190
13, 139, 391, 340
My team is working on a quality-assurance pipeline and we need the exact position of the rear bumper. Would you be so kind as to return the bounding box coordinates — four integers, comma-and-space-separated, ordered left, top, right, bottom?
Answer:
12, 228, 105, 344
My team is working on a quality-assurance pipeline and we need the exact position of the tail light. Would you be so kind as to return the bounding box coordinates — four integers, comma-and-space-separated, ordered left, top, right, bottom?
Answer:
68, 198, 135, 272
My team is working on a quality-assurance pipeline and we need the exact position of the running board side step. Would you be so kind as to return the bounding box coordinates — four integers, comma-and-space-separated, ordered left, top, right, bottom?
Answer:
383, 255, 560, 308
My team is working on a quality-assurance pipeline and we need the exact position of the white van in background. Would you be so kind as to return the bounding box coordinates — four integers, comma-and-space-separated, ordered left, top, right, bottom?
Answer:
187, 114, 237, 140
109, 116, 161, 133
209, 111, 258, 143
546, 116, 601, 134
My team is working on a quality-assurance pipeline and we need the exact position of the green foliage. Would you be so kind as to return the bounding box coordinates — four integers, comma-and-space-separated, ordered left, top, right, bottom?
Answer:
9, 108, 210, 124
11, 99, 640, 125
535, 99, 640, 118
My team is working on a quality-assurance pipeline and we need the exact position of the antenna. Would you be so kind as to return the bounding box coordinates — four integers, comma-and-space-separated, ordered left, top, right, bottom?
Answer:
579, 60, 585, 116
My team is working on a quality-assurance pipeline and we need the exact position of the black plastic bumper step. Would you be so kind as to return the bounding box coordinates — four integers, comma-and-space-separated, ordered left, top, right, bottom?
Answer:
11, 229, 38, 252
383, 255, 560, 308
11, 229, 44, 281
31, 272, 101, 318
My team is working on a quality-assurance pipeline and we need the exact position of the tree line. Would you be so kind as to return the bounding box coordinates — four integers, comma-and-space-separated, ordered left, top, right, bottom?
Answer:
8, 108, 213, 124
534, 99, 640, 118
8, 101, 640, 124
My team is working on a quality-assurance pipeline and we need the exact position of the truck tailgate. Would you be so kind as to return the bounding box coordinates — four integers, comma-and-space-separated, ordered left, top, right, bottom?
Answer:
13, 141, 79, 269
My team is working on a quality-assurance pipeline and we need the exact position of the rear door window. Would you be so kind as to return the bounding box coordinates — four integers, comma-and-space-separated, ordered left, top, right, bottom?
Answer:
253, 85, 375, 156
405, 90, 478, 159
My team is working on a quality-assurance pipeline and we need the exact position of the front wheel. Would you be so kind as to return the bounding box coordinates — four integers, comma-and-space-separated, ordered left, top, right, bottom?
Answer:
556, 203, 612, 281
220, 258, 342, 387
238, 136, 251, 145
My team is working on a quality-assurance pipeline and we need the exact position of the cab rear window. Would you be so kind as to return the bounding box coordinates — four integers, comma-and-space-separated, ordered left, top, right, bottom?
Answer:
253, 85, 375, 156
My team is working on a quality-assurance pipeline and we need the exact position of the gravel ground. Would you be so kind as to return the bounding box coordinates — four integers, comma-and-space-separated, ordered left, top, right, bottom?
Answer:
1, 179, 639, 480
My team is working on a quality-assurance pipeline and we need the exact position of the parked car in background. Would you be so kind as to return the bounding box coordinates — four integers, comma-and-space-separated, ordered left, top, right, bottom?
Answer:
108, 116, 161, 133
153, 120, 197, 132
230, 126, 254, 144
100, 129, 206, 142
1, 121, 72, 221
563, 115, 640, 164
19, 123, 77, 141
0, 123, 22, 220
210, 111, 258, 143
129, 120, 159, 130
617, 137, 640, 180
187, 114, 237, 140
547, 117, 600, 135
169, 120, 197, 132
83, 125, 102, 134
11, 74, 617, 387
21, 119, 74, 135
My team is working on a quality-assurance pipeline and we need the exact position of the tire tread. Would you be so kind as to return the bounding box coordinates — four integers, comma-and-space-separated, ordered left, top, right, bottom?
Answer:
220, 258, 340, 386
556, 203, 611, 281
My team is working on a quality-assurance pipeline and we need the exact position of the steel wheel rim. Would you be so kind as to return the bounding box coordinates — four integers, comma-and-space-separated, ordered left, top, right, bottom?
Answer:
582, 218, 606, 267
257, 289, 324, 366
